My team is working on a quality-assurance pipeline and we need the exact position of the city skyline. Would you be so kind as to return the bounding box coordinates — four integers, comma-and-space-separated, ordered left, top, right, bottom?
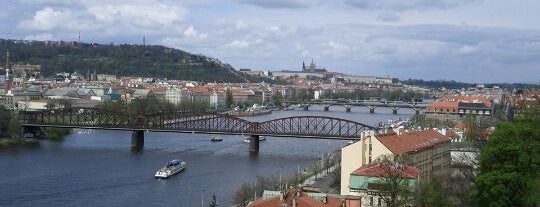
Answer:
0, 0, 539, 83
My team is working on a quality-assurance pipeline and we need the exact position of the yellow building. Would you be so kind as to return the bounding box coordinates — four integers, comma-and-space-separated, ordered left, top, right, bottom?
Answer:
341, 129, 451, 195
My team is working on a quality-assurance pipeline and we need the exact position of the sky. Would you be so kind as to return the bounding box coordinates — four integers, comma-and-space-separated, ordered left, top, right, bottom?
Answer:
1, 0, 539, 83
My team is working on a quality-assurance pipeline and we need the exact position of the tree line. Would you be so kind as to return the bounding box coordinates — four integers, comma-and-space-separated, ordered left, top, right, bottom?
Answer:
0, 39, 245, 82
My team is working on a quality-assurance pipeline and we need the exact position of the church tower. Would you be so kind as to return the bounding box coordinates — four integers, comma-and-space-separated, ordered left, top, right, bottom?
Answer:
5, 51, 11, 90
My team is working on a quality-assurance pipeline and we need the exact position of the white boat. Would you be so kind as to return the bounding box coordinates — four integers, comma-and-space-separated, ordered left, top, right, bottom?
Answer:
155, 159, 186, 179
211, 136, 223, 142
243, 136, 266, 143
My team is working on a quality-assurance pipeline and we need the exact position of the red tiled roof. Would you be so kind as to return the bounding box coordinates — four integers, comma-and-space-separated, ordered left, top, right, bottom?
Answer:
376, 130, 450, 154
186, 87, 210, 93
351, 163, 420, 179
247, 189, 354, 207
427, 101, 458, 110
440, 95, 491, 106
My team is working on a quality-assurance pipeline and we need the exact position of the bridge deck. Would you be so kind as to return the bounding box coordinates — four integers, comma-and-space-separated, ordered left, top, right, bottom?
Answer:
20, 108, 376, 140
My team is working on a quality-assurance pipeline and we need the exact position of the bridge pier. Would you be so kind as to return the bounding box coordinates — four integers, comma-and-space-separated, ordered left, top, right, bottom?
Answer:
346, 107, 351, 113
22, 126, 42, 138
368, 107, 375, 114
302, 105, 309, 111
392, 108, 398, 114
249, 135, 260, 153
323, 106, 329, 112
131, 130, 144, 150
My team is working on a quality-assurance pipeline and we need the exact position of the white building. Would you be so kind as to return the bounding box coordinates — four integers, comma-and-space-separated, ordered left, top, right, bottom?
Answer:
341, 75, 392, 84
165, 88, 189, 105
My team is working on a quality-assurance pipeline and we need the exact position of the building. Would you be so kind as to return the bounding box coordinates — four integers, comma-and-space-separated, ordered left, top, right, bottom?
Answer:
272, 70, 325, 79
341, 130, 451, 195
248, 187, 360, 207
426, 95, 492, 121
302, 59, 327, 73
10, 63, 41, 79
339, 75, 392, 85
165, 88, 189, 105
97, 74, 117, 82
239, 68, 269, 77
131, 89, 153, 99
347, 163, 419, 207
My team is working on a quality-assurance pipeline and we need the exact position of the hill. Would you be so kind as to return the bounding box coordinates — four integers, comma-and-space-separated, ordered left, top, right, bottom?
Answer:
0, 39, 246, 82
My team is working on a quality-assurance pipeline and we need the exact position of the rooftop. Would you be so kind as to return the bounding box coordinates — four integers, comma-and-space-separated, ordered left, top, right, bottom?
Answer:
351, 162, 420, 179
376, 129, 450, 154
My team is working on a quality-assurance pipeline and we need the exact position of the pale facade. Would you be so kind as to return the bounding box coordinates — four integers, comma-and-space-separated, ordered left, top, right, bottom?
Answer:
165, 88, 189, 105
341, 130, 391, 195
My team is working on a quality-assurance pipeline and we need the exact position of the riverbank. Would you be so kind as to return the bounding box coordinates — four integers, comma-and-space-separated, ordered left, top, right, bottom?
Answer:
0, 138, 40, 148
42, 128, 71, 141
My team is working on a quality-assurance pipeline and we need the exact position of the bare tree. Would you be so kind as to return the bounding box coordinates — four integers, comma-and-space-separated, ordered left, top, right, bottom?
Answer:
372, 155, 415, 207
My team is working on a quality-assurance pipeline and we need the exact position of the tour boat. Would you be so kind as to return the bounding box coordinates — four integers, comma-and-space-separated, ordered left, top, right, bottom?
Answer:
243, 136, 266, 143
210, 136, 223, 142
155, 159, 186, 179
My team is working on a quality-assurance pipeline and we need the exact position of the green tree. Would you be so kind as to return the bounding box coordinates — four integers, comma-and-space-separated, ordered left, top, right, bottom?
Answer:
7, 112, 22, 140
416, 178, 452, 207
272, 91, 283, 107
0, 109, 10, 137
463, 114, 480, 141
225, 87, 233, 108
473, 108, 540, 206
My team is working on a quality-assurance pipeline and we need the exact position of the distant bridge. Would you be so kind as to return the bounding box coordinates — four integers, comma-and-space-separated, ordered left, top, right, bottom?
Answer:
285, 99, 427, 114
19, 108, 376, 152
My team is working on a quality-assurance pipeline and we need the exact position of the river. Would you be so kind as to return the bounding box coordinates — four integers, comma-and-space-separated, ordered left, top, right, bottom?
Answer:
0, 106, 414, 206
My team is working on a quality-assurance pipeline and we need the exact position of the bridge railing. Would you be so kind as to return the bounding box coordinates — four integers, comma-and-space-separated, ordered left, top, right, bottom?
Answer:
20, 109, 376, 139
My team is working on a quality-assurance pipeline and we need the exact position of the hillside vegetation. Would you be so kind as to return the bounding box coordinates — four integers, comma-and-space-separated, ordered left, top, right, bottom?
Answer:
0, 39, 245, 82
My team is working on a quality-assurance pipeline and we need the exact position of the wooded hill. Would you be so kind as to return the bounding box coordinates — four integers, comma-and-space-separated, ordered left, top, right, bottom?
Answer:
0, 39, 246, 82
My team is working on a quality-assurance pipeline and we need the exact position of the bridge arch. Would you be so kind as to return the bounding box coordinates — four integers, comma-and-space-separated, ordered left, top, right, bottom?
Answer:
256, 116, 375, 139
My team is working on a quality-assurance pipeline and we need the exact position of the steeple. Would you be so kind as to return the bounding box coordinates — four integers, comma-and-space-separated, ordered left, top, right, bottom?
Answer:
302, 61, 305, 71
5, 51, 11, 90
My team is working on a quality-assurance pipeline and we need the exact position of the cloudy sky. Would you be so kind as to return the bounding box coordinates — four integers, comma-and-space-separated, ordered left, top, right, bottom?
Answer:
1, 0, 539, 83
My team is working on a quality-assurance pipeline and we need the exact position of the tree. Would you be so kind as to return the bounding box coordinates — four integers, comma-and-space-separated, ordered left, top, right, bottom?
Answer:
473, 108, 540, 206
463, 114, 480, 141
7, 112, 22, 140
372, 155, 415, 207
416, 178, 452, 207
225, 87, 233, 108
272, 91, 283, 107
209, 194, 218, 207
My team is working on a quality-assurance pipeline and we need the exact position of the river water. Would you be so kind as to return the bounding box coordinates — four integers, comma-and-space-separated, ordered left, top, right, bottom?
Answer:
0, 106, 414, 206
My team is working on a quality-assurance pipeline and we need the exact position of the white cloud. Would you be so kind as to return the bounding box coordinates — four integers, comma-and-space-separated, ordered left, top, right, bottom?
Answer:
225, 40, 250, 49
4, 0, 540, 82
183, 26, 208, 39
24, 32, 54, 41
87, 3, 185, 28
19, 7, 73, 31
376, 12, 399, 22
343, 0, 482, 11
458, 45, 478, 55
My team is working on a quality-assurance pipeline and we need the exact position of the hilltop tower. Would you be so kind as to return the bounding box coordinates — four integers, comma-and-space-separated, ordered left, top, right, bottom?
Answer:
5, 51, 12, 90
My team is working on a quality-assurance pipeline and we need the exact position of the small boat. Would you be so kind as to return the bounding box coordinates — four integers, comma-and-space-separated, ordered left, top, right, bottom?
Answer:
155, 159, 186, 179
211, 136, 223, 142
243, 136, 266, 143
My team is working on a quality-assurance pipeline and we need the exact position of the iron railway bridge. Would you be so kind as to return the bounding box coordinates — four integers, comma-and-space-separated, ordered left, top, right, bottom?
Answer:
20, 108, 376, 152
